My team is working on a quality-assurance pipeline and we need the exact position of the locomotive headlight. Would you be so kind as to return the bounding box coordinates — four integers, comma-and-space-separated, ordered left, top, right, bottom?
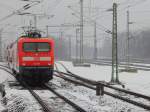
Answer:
40, 57, 51, 61
22, 63, 26, 66
22, 57, 34, 61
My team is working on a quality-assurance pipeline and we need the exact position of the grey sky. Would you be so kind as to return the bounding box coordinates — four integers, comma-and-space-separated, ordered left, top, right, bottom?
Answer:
0, 0, 150, 44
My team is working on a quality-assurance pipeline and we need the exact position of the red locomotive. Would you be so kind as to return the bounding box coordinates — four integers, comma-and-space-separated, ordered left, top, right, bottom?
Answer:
7, 31, 54, 85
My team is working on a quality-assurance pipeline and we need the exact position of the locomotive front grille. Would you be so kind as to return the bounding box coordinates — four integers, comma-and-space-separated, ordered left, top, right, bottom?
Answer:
19, 66, 53, 76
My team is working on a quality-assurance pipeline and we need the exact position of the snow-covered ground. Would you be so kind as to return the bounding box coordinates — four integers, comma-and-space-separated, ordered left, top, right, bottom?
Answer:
0, 61, 149, 112
56, 61, 150, 96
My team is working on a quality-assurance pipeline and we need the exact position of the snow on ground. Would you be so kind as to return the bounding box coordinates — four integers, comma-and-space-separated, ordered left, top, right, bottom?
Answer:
5, 90, 41, 112
1, 87, 43, 112
36, 89, 76, 112
54, 61, 150, 111
0, 69, 16, 83
0, 67, 18, 111
0, 64, 42, 112
51, 75, 148, 112
0, 61, 149, 112
56, 61, 150, 96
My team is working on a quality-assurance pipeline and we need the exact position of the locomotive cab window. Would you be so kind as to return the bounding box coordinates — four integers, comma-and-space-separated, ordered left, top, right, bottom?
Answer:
23, 42, 50, 52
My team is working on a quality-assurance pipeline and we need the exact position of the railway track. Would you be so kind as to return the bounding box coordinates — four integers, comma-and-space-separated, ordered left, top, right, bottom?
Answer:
88, 60, 150, 71
0, 65, 53, 112
54, 62, 150, 111
0, 64, 87, 112
44, 83, 87, 112
95, 58, 150, 64
1, 62, 150, 111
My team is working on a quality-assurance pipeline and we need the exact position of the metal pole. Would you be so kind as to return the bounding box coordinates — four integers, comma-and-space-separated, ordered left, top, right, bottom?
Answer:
0, 30, 2, 61
94, 22, 97, 60
111, 3, 115, 82
80, 0, 84, 63
76, 29, 79, 62
69, 36, 71, 61
60, 31, 63, 60
29, 20, 32, 30
46, 25, 49, 37
34, 15, 37, 29
89, 0, 92, 17
126, 10, 130, 69
115, 3, 119, 82
111, 3, 119, 83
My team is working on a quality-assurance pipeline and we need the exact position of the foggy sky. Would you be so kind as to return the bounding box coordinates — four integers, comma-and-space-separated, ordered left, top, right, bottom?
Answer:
0, 0, 150, 44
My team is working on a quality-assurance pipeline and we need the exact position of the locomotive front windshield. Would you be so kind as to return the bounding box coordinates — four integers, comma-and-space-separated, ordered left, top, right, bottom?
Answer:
23, 42, 50, 52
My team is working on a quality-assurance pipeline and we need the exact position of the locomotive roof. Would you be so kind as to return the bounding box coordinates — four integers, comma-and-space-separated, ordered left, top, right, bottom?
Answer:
19, 37, 53, 40
8, 37, 54, 48
18, 37, 54, 42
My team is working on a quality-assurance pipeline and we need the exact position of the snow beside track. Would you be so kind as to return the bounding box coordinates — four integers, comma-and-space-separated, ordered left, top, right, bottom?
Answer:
51, 76, 148, 112
54, 61, 150, 112
0, 69, 16, 83
0, 61, 149, 112
56, 61, 150, 96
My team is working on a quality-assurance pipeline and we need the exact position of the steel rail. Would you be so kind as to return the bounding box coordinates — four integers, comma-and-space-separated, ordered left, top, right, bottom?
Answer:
44, 83, 87, 112
54, 70, 96, 85
90, 61, 150, 71
104, 91, 150, 110
0, 66, 53, 112
97, 81, 150, 101
96, 59, 150, 67
21, 82, 53, 112
56, 70, 150, 101
55, 62, 69, 72
2, 64, 150, 111
54, 69, 150, 111
0, 64, 10, 69
0, 66, 14, 75
54, 73, 96, 90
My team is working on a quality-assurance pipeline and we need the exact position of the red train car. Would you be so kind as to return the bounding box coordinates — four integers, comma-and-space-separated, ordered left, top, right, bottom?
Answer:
7, 33, 54, 85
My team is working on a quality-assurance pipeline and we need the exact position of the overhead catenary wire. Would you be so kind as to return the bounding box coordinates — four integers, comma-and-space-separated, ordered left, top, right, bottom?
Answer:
0, 1, 42, 23
118, 0, 148, 11
68, 5, 112, 34
47, 0, 63, 14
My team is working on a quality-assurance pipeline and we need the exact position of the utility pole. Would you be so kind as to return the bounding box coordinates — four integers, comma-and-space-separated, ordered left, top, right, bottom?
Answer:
34, 15, 37, 29
80, 0, 84, 63
60, 31, 63, 60
126, 10, 130, 69
94, 22, 97, 60
89, 0, 92, 17
76, 28, 79, 62
29, 20, 32, 30
111, 3, 119, 83
69, 36, 71, 61
125, 10, 137, 72
46, 25, 49, 37
0, 30, 2, 61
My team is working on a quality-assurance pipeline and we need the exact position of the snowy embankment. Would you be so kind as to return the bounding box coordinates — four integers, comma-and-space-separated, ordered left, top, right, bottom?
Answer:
54, 61, 150, 112
0, 67, 16, 111
57, 61, 150, 96
0, 65, 42, 112
0, 61, 149, 112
